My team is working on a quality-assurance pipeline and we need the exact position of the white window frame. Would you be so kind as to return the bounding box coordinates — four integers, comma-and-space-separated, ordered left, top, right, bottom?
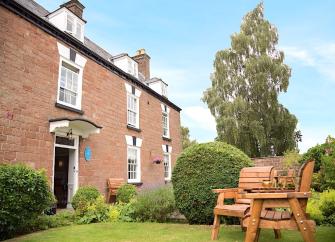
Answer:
163, 152, 171, 181
127, 93, 139, 128
127, 146, 141, 183
162, 84, 168, 97
125, 83, 141, 129
57, 57, 83, 110
161, 104, 170, 138
66, 13, 84, 41
162, 111, 169, 137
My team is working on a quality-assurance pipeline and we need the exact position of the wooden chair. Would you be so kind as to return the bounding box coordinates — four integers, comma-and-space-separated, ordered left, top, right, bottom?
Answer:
106, 178, 125, 203
241, 160, 315, 242
211, 166, 275, 240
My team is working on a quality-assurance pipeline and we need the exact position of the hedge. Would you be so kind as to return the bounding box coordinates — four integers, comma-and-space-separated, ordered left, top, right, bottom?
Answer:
0, 164, 54, 240
172, 142, 252, 224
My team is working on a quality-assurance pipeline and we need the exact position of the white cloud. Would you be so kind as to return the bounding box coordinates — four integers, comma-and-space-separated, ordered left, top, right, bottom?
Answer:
298, 127, 334, 153
281, 43, 335, 82
181, 106, 217, 143
282, 46, 315, 66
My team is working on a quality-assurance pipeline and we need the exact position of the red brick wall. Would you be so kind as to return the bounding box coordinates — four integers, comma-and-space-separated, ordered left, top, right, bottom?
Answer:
252, 156, 284, 169
0, 6, 182, 194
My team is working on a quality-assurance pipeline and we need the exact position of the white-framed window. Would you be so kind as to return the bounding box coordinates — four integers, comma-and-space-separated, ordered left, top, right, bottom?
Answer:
127, 94, 138, 127
162, 144, 172, 181
125, 83, 141, 128
56, 43, 86, 111
162, 104, 170, 138
162, 84, 168, 97
125, 135, 142, 183
162, 112, 169, 137
163, 152, 171, 180
127, 146, 141, 183
66, 13, 83, 41
58, 61, 79, 106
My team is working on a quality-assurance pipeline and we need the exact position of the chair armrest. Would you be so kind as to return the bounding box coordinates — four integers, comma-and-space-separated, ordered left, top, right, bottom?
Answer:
241, 192, 311, 199
213, 188, 239, 206
212, 188, 239, 193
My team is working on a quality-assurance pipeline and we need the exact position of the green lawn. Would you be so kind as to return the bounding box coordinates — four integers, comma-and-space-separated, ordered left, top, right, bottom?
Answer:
7, 223, 335, 242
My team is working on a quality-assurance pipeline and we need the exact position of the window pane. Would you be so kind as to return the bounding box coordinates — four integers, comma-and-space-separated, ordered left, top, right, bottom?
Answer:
72, 73, 78, 92
75, 23, 82, 39
66, 71, 72, 90
70, 92, 76, 105
67, 15, 74, 32
60, 67, 66, 87
59, 88, 65, 102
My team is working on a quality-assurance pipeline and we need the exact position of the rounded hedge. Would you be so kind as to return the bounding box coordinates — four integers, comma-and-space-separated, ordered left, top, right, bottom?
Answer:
0, 164, 54, 240
71, 186, 100, 213
171, 142, 252, 224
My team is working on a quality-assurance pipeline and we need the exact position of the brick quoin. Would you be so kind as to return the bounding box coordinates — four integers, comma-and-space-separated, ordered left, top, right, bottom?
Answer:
0, 5, 182, 197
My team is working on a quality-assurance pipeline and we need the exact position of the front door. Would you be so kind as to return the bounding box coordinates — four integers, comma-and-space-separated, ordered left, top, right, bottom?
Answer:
54, 147, 69, 208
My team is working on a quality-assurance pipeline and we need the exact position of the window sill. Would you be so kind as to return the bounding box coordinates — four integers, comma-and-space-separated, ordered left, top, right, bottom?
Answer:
127, 125, 141, 132
55, 102, 84, 115
127, 182, 143, 186
162, 136, 172, 142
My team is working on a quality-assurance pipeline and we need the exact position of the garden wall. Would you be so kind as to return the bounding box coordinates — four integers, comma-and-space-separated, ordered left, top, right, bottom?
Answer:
252, 156, 284, 169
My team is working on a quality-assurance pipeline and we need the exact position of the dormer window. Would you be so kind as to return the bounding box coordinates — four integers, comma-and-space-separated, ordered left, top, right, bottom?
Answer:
112, 54, 139, 78
65, 14, 83, 41
47, 5, 85, 42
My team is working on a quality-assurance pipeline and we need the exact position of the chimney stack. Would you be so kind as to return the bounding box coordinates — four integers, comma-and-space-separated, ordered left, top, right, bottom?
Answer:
133, 49, 151, 81
61, 0, 85, 19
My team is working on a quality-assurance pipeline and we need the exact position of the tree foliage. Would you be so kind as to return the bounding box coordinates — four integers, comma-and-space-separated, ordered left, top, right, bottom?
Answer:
203, 3, 298, 157
181, 126, 197, 150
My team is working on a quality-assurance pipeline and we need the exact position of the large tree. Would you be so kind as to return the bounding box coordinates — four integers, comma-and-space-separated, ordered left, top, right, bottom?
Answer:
203, 3, 298, 157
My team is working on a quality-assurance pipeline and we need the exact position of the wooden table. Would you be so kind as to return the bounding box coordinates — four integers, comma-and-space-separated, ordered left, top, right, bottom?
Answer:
240, 190, 315, 242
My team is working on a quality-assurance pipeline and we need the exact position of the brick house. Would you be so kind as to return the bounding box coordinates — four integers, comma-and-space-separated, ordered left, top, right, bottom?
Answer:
0, 0, 182, 208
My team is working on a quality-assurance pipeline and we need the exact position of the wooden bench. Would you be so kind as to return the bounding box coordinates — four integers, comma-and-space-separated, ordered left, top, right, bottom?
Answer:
106, 178, 125, 203
241, 160, 316, 242
211, 166, 275, 240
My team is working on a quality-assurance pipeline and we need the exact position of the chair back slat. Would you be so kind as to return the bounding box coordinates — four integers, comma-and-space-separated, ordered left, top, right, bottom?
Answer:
238, 166, 274, 189
296, 160, 315, 192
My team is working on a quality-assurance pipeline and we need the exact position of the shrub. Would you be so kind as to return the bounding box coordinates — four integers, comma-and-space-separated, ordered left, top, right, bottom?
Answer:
0, 164, 54, 240
172, 142, 252, 224
19, 210, 75, 234
76, 195, 110, 224
71, 186, 100, 213
319, 189, 335, 225
283, 150, 301, 169
307, 192, 324, 225
132, 186, 175, 222
116, 184, 137, 203
109, 200, 136, 222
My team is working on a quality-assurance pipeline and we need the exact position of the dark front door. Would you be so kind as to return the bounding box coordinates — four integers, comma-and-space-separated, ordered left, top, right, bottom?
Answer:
54, 147, 69, 208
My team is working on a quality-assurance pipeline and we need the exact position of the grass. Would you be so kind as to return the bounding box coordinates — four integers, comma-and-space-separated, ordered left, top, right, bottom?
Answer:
7, 222, 335, 242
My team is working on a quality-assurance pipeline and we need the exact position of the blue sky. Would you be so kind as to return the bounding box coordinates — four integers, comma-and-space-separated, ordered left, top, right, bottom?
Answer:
37, 0, 335, 153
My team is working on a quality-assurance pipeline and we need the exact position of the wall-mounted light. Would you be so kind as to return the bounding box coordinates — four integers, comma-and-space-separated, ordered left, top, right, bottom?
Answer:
66, 128, 73, 140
